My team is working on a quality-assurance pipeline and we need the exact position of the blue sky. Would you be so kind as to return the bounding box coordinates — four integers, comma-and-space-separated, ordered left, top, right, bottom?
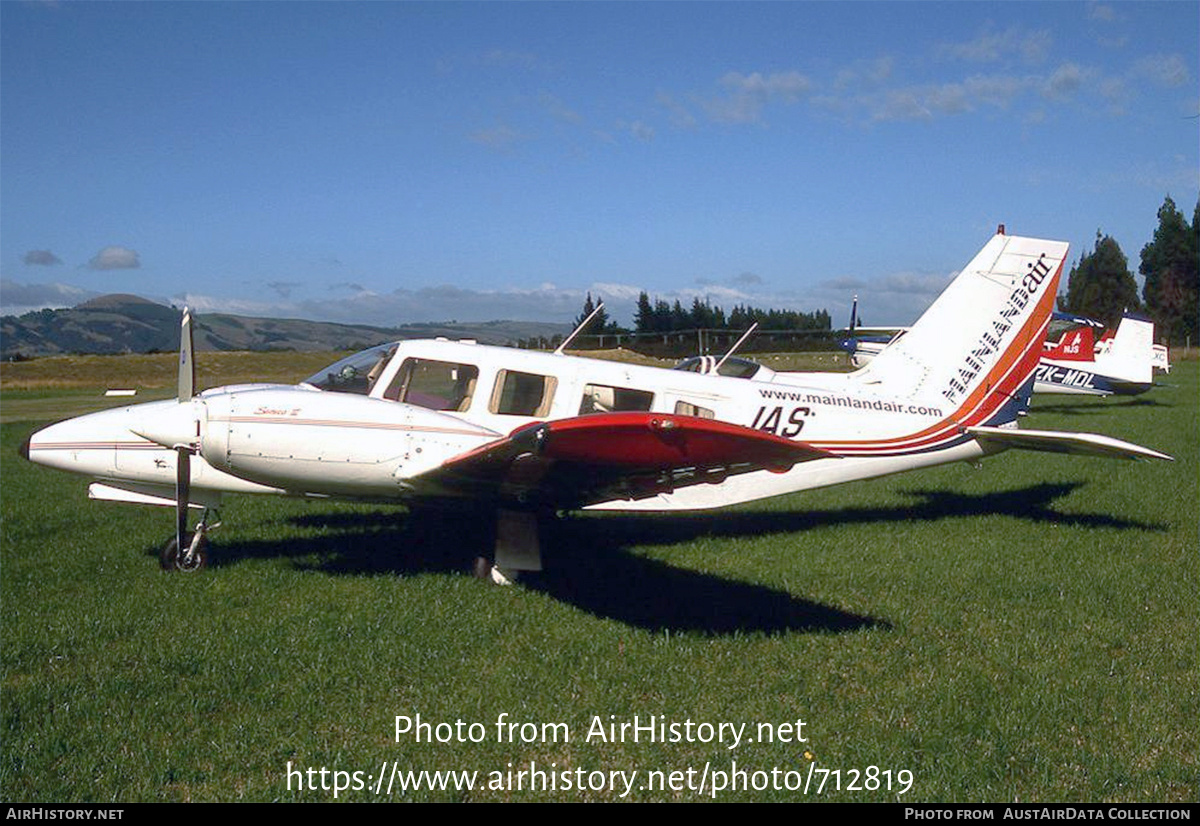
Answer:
2, 1, 1197, 328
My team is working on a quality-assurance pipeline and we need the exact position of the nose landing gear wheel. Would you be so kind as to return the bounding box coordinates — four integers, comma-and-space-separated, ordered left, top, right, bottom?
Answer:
161, 533, 210, 572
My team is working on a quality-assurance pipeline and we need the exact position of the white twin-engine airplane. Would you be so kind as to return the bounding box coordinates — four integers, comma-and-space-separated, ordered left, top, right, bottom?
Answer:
21, 230, 1171, 583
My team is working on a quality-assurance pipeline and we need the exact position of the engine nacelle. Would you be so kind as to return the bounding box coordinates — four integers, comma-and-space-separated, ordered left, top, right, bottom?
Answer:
198, 387, 500, 498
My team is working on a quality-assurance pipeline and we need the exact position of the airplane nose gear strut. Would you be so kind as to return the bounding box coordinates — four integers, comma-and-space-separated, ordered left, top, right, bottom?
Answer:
161, 507, 222, 572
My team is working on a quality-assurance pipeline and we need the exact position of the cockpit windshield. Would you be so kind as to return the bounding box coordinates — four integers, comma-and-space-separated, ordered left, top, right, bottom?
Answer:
673, 355, 764, 379
301, 342, 398, 395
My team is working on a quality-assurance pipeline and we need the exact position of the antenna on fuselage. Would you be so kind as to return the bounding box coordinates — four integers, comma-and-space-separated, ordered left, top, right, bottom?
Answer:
554, 302, 606, 356
712, 322, 759, 375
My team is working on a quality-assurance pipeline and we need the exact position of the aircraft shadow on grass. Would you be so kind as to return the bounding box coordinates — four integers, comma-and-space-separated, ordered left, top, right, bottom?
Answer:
184, 509, 885, 636
1029, 396, 1171, 417
154, 480, 1164, 635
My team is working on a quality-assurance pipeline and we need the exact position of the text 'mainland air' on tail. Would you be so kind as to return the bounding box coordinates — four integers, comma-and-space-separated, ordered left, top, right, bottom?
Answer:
853, 229, 1068, 430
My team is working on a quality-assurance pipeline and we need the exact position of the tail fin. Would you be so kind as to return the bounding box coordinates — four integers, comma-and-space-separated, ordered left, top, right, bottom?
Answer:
1095, 313, 1154, 385
855, 231, 1069, 425
1043, 325, 1095, 361
1152, 343, 1170, 373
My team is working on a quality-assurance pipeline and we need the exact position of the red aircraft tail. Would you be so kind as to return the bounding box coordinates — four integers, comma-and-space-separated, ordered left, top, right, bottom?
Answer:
1043, 325, 1095, 362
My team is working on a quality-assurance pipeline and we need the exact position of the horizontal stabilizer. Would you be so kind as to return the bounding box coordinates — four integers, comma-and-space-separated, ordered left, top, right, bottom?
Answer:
967, 426, 1172, 462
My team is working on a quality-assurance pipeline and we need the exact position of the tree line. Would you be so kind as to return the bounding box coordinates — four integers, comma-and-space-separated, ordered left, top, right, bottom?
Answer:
631, 293, 831, 334
567, 291, 832, 336
516, 292, 833, 352
1060, 195, 1199, 345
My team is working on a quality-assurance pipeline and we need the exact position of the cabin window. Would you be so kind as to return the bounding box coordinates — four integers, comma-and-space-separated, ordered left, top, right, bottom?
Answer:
384, 358, 479, 411
674, 400, 715, 419
490, 370, 557, 417
579, 383, 654, 414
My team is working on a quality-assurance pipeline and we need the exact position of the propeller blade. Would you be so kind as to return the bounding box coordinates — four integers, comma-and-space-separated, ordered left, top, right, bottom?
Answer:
178, 307, 195, 402
175, 446, 191, 555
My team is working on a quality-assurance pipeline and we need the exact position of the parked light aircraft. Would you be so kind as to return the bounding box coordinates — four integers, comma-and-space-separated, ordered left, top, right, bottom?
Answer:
837, 295, 907, 370
21, 230, 1171, 583
1034, 312, 1162, 395
842, 301, 1165, 397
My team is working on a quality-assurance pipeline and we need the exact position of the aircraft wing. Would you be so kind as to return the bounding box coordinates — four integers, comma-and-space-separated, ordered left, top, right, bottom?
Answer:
967, 426, 1172, 462
408, 411, 836, 508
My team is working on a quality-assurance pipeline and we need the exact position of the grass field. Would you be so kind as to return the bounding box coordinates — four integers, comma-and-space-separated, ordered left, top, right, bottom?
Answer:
0, 355, 1195, 802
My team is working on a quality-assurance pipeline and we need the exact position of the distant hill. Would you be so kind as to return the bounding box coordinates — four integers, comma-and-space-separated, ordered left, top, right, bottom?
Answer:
1, 295, 569, 358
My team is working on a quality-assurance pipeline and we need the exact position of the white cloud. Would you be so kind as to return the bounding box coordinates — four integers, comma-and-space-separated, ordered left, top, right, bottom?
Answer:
1132, 54, 1189, 88
538, 92, 584, 126
925, 83, 972, 115
1041, 63, 1090, 100
837, 62, 1103, 123
656, 91, 697, 129
721, 71, 811, 102
88, 245, 141, 270
1098, 76, 1130, 115
1, 279, 98, 315
809, 268, 955, 328
940, 27, 1052, 65
963, 74, 1028, 108
834, 57, 894, 92
871, 89, 933, 122
700, 70, 812, 124
159, 277, 810, 329
588, 282, 647, 302
627, 121, 655, 142
170, 292, 287, 317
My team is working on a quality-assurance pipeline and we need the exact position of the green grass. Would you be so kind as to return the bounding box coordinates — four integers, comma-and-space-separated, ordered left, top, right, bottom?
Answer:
1, 364, 1195, 802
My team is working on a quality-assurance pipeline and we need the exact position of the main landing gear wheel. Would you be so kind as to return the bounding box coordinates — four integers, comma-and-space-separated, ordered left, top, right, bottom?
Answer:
160, 533, 210, 572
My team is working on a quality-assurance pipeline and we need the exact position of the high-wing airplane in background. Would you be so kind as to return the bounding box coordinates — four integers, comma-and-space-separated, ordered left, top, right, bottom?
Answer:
21, 229, 1171, 583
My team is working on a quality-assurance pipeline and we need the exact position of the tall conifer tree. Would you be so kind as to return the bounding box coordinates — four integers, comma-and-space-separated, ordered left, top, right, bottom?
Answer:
1062, 232, 1140, 329
1140, 196, 1199, 344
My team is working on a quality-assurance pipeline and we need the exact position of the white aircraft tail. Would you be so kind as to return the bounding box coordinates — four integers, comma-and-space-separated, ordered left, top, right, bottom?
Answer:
854, 230, 1069, 426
